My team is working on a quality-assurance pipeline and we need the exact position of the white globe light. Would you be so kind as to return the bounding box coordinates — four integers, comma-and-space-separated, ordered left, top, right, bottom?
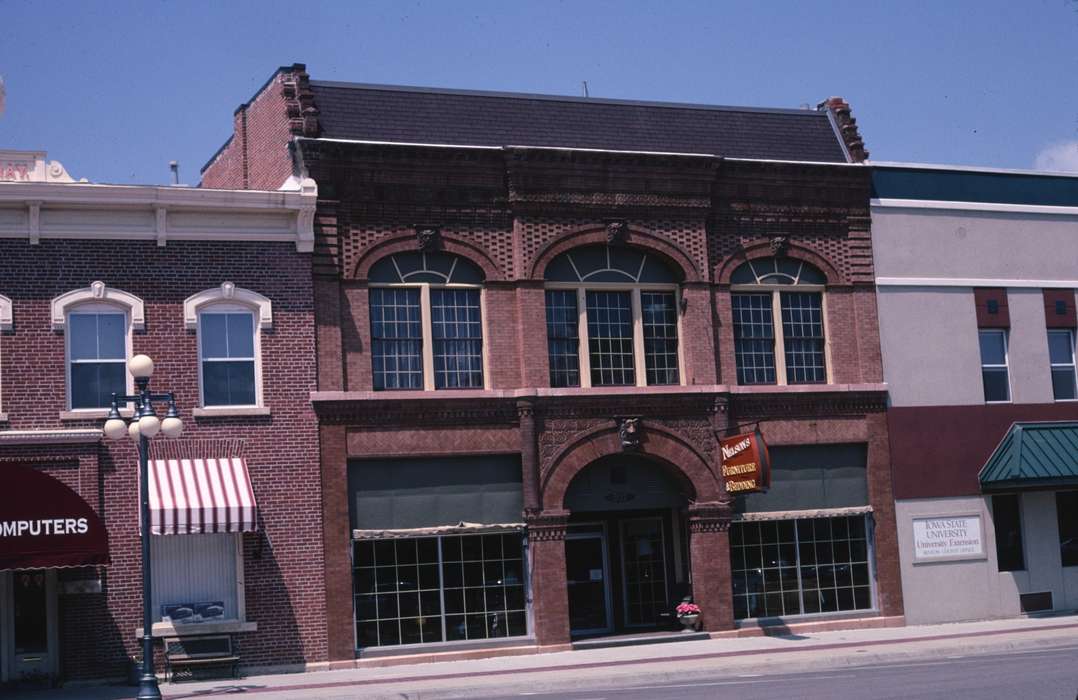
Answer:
128, 354, 154, 379
128, 419, 141, 440
139, 414, 161, 438
161, 416, 184, 439
103, 418, 127, 441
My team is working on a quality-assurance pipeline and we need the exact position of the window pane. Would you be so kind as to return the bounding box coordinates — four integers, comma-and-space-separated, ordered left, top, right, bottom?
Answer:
781, 292, 826, 384
1048, 330, 1074, 365
1052, 368, 1078, 401
732, 293, 776, 385
545, 290, 580, 388
203, 361, 256, 406
979, 330, 1007, 365
68, 314, 99, 361
642, 292, 679, 385
370, 288, 423, 390
71, 362, 125, 409
982, 368, 1010, 402
1058, 491, 1078, 567
992, 494, 1025, 572
96, 313, 126, 359
150, 533, 238, 623
430, 289, 483, 389
200, 314, 229, 359
226, 313, 255, 358
585, 291, 635, 386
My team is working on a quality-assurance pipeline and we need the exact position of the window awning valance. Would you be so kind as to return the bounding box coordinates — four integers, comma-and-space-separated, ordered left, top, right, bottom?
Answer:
979, 422, 1078, 492
0, 463, 110, 570
148, 458, 259, 535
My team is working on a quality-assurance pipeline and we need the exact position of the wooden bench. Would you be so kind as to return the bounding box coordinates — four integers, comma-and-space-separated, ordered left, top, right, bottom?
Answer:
163, 635, 239, 682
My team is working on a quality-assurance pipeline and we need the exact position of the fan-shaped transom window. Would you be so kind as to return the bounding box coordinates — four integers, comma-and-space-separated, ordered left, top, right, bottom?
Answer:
545, 246, 679, 284
368, 252, 485, 391
544, 246, 682, 389
730, 257, 829, 386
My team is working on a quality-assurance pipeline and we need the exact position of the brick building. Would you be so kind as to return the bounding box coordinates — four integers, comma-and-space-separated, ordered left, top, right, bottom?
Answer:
0, 150, 325, 684
202, 65, 903, 665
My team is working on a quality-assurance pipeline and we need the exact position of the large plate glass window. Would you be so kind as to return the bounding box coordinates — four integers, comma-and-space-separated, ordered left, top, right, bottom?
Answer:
543, 245, 682, 388
730, 516, 873, 620
369, 252, 485, 391
730, 258, 828, 386
199, 308, 257, 406
68, 307, 127, 409
353, 532, 527, 648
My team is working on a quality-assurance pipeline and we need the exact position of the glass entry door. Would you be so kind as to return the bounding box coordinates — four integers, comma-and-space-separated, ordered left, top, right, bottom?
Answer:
9, 570, 54, 682
620, 517, 669, 627
565, 529, 612, 635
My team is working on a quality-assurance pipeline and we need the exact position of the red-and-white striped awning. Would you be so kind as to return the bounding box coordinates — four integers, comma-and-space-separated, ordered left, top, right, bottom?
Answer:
147, 458, 259, 535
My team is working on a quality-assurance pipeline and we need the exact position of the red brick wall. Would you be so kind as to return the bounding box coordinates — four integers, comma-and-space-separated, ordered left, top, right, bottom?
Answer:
0, 239, 325, 679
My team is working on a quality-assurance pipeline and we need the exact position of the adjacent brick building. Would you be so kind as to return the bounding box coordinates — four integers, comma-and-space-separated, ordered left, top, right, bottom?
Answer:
0, 150, 325, 684
202, 64, 903, 666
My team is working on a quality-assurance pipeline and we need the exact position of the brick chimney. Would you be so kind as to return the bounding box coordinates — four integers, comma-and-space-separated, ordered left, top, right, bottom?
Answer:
818, 96, 869, 163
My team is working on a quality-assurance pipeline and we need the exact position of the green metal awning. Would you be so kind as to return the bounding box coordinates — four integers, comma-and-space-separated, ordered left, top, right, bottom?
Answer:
979, 422, 1078, 491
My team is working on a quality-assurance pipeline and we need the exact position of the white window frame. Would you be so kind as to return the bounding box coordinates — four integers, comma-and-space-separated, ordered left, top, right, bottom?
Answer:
369, 270, 488, 392
544, 282, 685, 389
64, 303, 134, 411
1047, 328, 1078, 402
729, 283, 833, 386
979, 328, 1012, 404
0, 294, 10, 420
196, 304, 262, 408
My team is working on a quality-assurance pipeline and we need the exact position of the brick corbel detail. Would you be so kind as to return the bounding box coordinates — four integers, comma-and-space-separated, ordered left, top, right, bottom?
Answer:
281, 63, 321, 138
526, 509, 569, 541
818, 97, 869, 163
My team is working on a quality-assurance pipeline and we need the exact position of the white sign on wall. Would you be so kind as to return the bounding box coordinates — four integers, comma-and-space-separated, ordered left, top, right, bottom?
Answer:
912, 515, 986, 563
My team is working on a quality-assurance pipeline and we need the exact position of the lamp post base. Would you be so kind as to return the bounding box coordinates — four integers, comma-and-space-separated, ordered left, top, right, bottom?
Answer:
136, 670, 162, 699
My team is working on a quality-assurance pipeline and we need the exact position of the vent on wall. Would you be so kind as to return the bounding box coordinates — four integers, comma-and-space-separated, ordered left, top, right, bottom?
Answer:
1019, 591, 1053, 613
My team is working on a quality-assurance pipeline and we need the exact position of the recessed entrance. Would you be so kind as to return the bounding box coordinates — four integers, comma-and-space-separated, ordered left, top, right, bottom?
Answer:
1, 570, 58, 685
563, 455, 691, 637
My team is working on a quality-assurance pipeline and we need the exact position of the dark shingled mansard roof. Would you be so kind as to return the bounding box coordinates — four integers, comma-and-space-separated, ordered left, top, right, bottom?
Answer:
308, 81, 850, 162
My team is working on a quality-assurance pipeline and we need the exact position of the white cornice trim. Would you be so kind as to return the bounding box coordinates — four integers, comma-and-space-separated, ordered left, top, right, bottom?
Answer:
51, 281, 146, 331
871, 197, 1078, 217
0, 429, 102, 445
877, 277, 1078, 289
184, 282, 273, 330
0, 293, 11, 330
0, 178, 319, 252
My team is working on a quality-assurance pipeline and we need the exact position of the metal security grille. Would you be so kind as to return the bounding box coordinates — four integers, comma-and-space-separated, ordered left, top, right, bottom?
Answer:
353, 533, 527, 648
780, 292, 826, 384
586, 291, 635, 386
730, 516, 873, 620
641, 292, 679, 385
370, 288, 423, 390
545, 290, 581, 388
732, 294, 776, 384
430, 289, 483, 389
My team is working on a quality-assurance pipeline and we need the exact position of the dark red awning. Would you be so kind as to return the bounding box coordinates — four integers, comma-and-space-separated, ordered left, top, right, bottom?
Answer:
0, 463, 110, 570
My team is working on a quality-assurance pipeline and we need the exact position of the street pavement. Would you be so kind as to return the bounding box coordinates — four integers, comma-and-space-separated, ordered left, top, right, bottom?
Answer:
7, 614, 1078, 699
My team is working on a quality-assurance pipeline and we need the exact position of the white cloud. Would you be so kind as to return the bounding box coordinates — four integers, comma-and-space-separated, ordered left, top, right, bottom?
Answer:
1034, 141, 1078, 172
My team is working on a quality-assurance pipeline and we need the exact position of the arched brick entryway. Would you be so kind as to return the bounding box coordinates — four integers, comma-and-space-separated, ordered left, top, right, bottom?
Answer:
528, 425, 734, 646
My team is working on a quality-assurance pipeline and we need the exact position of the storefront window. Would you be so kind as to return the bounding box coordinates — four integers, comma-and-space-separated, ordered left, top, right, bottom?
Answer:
991, 494, 1025, 572
730, 516, 873, 620
1057, 491, 1078, 567
353, 532, 527, 648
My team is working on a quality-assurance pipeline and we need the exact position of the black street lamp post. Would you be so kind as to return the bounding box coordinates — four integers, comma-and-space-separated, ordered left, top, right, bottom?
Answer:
103, 354, 184, 700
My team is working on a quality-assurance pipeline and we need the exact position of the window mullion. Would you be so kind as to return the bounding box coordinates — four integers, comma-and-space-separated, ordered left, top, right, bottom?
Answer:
577, 287, 591, 388
772, 292, 787, 385
420, 284, 435, 391
631, 288, 646, 386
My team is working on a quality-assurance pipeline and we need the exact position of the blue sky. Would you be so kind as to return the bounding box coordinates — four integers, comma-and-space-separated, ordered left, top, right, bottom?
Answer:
2, 0, 1077, 185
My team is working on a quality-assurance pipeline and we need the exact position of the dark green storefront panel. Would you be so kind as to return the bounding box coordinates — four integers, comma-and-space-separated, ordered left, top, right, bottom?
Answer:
349, 455, 523, 530
735, 444, 868, 513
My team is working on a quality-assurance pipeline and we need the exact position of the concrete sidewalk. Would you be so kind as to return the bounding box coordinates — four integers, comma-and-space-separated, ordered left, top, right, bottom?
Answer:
10, 614, 1078, 700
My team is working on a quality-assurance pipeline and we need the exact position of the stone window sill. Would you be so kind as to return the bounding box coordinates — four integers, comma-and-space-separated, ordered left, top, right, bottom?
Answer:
136, 619, 257, 638
60, 408, 135, 421
192, 406, 271, 418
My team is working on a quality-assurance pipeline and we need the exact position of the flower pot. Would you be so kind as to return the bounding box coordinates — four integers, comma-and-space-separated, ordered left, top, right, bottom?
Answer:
678, 613, 700, 632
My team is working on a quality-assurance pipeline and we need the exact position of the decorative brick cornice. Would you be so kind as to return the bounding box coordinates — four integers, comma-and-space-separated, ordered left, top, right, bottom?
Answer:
818, 97, 869, 163
525, 510, 570, 541
313, 397, 520, 426
688, 500, 734, 533
281, 64, 321, 138
730, 390, 888, 420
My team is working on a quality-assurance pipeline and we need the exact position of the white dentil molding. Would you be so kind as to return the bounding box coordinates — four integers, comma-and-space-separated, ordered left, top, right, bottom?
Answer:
184, 282, 273, 330
51, 281, 146, 331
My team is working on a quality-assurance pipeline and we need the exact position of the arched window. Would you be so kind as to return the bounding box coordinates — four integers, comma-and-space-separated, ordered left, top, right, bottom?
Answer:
544, 245, 682, 388
368, 251, 485, 391
730, 257, 829, 385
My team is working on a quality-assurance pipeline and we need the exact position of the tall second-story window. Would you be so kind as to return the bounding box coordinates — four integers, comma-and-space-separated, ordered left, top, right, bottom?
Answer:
730, 258, 828, 385
1048, 329, 1077, 401
543, 245, 682, 388
979, 329, 1010, 403
68, 307, 127, 409
369, 252, 485, 391
200, 308, 257, 406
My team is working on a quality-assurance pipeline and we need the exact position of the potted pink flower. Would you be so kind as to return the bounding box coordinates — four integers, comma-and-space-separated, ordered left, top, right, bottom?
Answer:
675, 601, 701, 632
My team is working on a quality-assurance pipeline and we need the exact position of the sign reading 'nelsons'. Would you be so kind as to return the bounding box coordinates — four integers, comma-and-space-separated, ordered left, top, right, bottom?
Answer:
912, 515, 985, 563
719, 430, 771, 494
